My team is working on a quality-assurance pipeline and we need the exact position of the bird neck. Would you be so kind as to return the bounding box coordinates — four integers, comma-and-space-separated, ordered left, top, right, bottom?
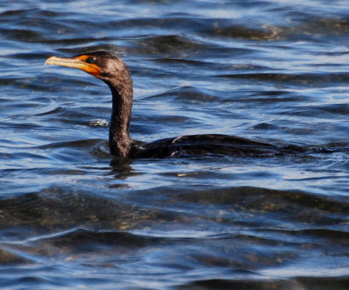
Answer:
108, 83, 133, 157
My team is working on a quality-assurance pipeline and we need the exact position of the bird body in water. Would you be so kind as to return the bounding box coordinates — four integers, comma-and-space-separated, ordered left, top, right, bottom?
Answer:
45, 51, 303, 159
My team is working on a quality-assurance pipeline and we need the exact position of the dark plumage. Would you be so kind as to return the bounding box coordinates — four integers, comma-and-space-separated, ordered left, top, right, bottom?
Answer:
45, 51, 304, 159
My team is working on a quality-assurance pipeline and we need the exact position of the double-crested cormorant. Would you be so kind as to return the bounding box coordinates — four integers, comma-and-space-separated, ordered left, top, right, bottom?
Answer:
45, 51, 301, 159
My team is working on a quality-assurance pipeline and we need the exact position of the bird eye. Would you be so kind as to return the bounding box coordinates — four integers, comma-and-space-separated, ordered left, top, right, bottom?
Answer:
86, 57, 96, 64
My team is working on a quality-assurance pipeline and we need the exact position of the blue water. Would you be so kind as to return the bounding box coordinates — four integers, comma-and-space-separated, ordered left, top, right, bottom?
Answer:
1, 0, 349, 289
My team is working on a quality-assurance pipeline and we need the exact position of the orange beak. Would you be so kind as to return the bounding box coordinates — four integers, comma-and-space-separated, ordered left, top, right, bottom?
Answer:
45, 55, 101, 77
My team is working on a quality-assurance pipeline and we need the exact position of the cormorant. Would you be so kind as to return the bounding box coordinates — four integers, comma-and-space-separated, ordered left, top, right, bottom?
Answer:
45, 51, 301, 158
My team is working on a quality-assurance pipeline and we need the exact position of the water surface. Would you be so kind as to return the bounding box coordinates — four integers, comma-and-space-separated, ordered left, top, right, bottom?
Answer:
1, 0, 349, 289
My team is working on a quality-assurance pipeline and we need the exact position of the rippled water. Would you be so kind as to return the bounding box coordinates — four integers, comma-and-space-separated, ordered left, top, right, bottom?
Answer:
1, 0, 349, 289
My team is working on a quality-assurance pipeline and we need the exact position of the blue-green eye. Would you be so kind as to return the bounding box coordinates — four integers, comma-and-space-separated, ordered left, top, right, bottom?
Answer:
86, 57, 96, 64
